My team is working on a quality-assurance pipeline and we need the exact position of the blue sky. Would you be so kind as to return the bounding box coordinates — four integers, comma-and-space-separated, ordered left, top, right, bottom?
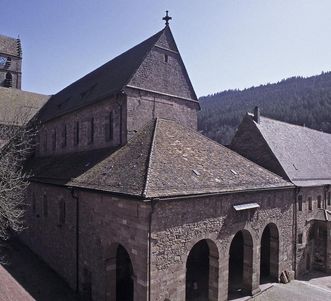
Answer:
1, 0, 331, 97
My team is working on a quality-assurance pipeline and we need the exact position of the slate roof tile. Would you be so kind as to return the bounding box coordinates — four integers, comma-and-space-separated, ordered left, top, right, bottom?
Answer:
0, 87, 49, 126
37, 29, 165, 122
255, 116, 331, 186
29, 119, 292, 198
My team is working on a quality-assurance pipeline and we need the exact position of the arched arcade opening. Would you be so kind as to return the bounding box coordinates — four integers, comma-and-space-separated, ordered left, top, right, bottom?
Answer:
186, 239, 219, 301
116, 245, 134, 301
228, 230, 253, 299
260, 223, 279, 283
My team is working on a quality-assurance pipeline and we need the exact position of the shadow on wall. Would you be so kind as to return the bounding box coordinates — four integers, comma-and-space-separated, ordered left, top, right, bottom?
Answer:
297, 221, 328, 277
0, 239, 77, 301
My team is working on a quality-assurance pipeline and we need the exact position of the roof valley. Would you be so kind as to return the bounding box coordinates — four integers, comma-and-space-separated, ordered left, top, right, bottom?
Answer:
141, 119, 158, 198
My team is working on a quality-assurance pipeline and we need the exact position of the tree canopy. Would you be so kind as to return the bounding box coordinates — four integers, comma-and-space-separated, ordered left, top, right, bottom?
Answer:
198, 72, 331, 145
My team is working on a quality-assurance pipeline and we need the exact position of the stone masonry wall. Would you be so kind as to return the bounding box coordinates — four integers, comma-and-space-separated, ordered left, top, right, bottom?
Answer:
295, 186, 331, 276
150, 188, 295, 301
37, 95, 126, 157
126, 87, 198, 139
20, 182, 77, 289
128, 38, 196, 101
77, 191, 150, 301
21, 182, 151, 300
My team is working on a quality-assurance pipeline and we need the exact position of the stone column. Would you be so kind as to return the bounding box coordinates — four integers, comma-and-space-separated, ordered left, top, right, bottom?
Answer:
209, 254, 219, 301
105, 256, 117, 301
249, 242, 261, 296
326, 222, 331, 273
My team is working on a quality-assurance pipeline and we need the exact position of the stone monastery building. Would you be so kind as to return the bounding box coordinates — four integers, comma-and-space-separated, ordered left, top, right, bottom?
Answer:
0, 16, 331, 301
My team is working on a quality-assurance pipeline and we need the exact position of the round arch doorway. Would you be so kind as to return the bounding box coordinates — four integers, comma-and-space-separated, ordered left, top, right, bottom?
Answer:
228, 230, 253, 299
260, 223, 279, 283
116, 245, 134, 301
186, 239, 219, 301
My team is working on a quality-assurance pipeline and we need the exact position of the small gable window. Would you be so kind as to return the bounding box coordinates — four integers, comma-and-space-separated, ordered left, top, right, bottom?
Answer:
308, 197, 312, 211
298, 195, 303, 211
105, 111, 114, 141
164, 54, 168, 63
52, 129, 56, 151
298, 233, 303, 244
74, 121, 80, 146
61, 124, 67, 148
88, 117, 94, 144
43, 132, 48, 153
317, 195, 322, 209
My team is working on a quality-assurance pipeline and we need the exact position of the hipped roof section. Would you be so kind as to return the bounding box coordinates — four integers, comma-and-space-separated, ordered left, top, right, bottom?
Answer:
27, 118, 292, 198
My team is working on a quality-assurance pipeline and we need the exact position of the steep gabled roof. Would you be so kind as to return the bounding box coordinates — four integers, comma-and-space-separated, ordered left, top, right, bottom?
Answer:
37, 29, 164, 122
254, 116, 331, 186
231, 113, 331, 187
65, 119, 291, 198
38, 26, 198, 123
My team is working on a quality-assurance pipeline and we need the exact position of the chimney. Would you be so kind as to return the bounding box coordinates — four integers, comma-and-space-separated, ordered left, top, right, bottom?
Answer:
253, 106, 260, 123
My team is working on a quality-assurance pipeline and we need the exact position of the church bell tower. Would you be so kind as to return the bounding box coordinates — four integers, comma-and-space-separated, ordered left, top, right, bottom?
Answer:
0, 34, 22, 89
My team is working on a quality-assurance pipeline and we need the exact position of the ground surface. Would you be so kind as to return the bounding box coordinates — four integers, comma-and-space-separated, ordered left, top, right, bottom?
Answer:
0, 239, 77, 301
1, 240, 331, 301
250, 276, 331, 301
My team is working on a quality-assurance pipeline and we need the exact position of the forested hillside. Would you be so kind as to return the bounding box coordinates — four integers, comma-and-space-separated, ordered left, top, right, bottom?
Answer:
198, 72, 331, 145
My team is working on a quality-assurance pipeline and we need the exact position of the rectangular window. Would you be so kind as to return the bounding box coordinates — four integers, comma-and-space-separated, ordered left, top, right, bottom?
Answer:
105, 111, 113, 141
58, 199, 66, 225
43, 194, 48, 218
328, 192, 331, 206
43, 132, 48, 152
52, 129, 56, 151
88, 117, 94, 144
317, 195, 322, 209
74, 121, 79, 146
308, 197, 312, 211
298, 233, 303, 244
298, 195, 303, 211
61, 124, 67, 148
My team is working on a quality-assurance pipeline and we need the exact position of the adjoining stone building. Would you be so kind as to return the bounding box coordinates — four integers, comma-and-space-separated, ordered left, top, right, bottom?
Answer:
1, 19, 328, 301
231, 108, 331, 277
19, 24, 297, 301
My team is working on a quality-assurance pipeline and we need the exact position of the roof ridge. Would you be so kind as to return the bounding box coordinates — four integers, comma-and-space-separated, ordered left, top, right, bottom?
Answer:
162, 118, 290, 183
142, 118, 158, 198
260, 115, 331, 136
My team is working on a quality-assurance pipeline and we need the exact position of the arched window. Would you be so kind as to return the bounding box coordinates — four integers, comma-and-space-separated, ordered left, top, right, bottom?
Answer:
58, 198, 66, 225
4, 72, 12, 88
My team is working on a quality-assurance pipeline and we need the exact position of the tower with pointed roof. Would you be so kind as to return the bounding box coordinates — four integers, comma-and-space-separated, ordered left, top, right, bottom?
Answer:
0, 34, 22, 89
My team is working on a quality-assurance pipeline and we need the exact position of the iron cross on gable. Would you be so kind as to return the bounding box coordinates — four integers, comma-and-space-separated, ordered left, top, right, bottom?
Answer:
163, 11, 172, 26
